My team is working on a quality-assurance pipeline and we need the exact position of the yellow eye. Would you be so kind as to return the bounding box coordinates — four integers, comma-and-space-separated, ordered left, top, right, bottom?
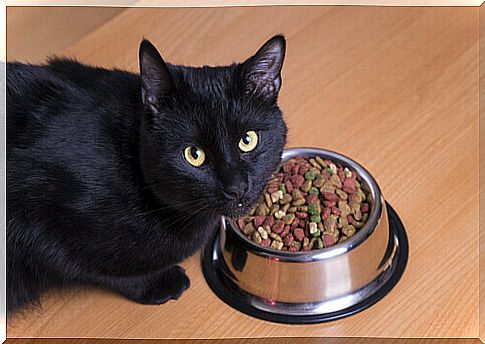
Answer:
184, 146, 205, 167
239, 131, 258, 152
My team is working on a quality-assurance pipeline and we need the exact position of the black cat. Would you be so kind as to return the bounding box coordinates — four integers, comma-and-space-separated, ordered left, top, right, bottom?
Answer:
6, 35, 287, 313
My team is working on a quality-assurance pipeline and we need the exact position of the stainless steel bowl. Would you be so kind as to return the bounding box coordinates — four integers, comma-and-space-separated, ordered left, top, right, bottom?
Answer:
202, 147, 408, 322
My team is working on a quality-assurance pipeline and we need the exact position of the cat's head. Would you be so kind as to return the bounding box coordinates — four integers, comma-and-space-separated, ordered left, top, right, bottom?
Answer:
138, 36, 287, 218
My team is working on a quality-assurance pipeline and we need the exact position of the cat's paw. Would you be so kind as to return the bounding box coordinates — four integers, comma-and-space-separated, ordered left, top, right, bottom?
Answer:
127, 265, 190, 305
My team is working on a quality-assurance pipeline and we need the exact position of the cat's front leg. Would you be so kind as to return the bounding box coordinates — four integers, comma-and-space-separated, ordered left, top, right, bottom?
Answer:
107, 265, 190, 305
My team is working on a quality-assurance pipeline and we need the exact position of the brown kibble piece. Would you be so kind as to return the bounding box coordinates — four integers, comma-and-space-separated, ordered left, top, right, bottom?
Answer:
243, 222, 256, 236
301, 180, 312, 192
280, 194, 292, 205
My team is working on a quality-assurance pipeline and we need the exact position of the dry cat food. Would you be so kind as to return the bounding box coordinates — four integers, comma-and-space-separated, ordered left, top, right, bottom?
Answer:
236, 156, 371, 251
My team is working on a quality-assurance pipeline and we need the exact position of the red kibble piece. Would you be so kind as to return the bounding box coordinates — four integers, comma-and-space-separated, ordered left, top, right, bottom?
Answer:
342, 179, 356, 194
281, 225, 291, 237
283, 234, 294, 246
285, 180, 294, 194
303, 246, 312, 251
295, 156, 305, 162
361, 203, 369, 213
322, 171, 331, 179
237, 218, 246, 230
323, 234, 336, 248
323, 200, 337, 208
347, 215, 354, 224
283, 162, 293, 173
277, 174, 284, 182
261, 239, 271, 247
291, 165, 300, 174
272, 220, 285, 234
337, 170, 345, 182
331, 207, 341, 215
298, 166, 309, 175
296, 212, 308, 219
306, 194, 319, 203
293, 228, 305, 241
322, 207, 332, 220
291, 218, 300, 229
291, 174, 305, 188
264, 216, 274, 227
267, 183, 279, 194
322, 192, 338, 202
289, 246, 298, 252
281, 246, 288, 251
254, 216, 266, 227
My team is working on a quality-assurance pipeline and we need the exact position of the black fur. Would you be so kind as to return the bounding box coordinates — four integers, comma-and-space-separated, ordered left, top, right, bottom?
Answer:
6, 36, 287, 313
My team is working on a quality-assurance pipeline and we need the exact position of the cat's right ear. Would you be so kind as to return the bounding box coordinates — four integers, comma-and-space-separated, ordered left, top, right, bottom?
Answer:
241, 35, 286, 101
139, 39, 176, 110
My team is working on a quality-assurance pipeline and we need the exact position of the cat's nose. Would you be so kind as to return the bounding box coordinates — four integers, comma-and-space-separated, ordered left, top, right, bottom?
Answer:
223, 183, 247, 202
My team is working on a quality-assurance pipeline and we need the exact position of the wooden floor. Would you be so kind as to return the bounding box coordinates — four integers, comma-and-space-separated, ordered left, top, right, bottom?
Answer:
6, 5, 479, 340
4, 339, 484, 344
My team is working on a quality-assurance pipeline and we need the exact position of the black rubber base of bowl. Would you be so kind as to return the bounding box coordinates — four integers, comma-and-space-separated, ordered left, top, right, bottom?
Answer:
201, 203, 409, 324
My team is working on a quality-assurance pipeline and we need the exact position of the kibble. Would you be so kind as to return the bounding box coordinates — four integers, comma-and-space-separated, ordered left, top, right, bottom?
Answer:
238, 156, 371, 251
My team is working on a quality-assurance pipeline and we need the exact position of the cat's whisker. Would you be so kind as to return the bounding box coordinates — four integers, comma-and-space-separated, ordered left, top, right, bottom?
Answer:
135, 198, 206, 217
171, 204, 215, 235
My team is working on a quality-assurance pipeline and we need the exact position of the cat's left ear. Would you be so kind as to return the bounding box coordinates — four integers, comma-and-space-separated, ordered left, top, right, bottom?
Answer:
241, 35, 286, 101
139, 39, 176, 110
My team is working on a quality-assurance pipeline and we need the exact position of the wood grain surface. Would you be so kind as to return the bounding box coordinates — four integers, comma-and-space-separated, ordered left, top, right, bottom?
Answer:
6, 7, 126, 63
4, 339, 484, 344
6, 5, 479, 340
479, 3, 484, 343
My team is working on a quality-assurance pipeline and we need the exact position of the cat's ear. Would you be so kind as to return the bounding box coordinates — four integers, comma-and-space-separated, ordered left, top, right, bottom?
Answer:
241, 35, 286, 101
139, 39, 176, 109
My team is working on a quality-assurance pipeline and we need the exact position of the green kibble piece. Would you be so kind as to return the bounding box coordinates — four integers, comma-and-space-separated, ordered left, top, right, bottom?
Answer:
312, 229, 321, 238
315, 238, 324, 249
304, 171, 315, 180
326, 167, 333, 175
280, 184, 286, 194
309, 187, 319, 194
308, 203, 319, 215
310, 214, 321, 223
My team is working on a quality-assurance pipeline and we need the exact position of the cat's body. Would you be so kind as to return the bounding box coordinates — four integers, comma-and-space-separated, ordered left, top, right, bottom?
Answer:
7, 37, 287, 313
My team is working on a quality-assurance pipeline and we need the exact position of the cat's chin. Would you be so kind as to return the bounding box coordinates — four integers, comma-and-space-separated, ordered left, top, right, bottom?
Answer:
221, 207, 251, 218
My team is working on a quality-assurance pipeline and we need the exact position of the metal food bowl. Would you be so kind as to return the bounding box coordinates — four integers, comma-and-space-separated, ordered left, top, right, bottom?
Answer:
202, 148, 408, 323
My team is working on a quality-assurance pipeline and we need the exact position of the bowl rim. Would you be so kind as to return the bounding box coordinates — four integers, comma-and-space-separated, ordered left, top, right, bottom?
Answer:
223, 147, 384, 260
